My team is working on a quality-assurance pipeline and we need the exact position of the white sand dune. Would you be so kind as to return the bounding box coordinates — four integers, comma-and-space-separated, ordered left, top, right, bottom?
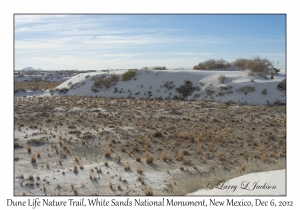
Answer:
38, 69, 287, 105
187, 169, 286, 196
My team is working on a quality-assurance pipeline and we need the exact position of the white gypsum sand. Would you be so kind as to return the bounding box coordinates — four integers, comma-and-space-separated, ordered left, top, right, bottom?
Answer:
187, 169, 285, 196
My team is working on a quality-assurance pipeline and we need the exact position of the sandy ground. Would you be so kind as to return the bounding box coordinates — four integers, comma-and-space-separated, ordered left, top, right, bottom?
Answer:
14, 96, 286, 196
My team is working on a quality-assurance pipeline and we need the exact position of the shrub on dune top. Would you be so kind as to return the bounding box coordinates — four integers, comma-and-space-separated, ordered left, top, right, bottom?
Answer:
245, 56, 273, 77
193, 59, 231, 70
233, 56, 273, 77
121, 69, 136, 81
152, 66, 167, 70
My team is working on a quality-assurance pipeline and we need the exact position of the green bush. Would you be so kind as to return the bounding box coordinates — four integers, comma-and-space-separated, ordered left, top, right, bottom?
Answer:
152, 66, 167, 70
121, 70, 136, 81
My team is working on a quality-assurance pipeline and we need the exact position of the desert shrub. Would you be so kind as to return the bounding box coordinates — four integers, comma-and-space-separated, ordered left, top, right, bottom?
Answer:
193, 59, 231, 70
121, 70, 136, 81
94, 74, 119, 89
218, 75, 226, 84
152, 66, 167, 70
277, 79, 286, 93
104, 147, 111, 157
233, 58, 250, 70
246, 56, 273, 77
236, 86, 255, 94
136, 165, 143, 174
219, 85, 232, 91
163, 81, 175, 90
176, 80, 200, 98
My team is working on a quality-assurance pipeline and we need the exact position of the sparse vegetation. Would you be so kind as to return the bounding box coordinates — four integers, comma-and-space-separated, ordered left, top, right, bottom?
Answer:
14, 94, 286, 196
93, 74, 119, 89
233, 56, 273, 77
262, 88, 267, 95
152, 66, 167, 70
14, 81, 62, 91
145, 153, 153, 164
193, 59, 231, 70
145, 186, 154, 195
121, 70, 136, 81
30, 154, 36, 163
218, 75, 226, 84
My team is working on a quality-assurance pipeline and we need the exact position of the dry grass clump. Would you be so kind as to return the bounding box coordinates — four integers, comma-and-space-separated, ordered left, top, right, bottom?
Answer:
135, 154, 141, 162
109, 180, 113, 189
104, 147, 111, 157
27, 145, 31, 153
161, 151, 168, 161
217, 151, 227, 161
30, 153, 36, 163
136, 165, 143, 174
177, 149, 189, 160
115, 155, 121, 163
145, 186, 154, 196
124, 162, 131, 171
218, 75, 226, 84
73, 165, 78, 173
138, 176, 144, 185
167, 182, 173, 192
145, 153, 153, 164
62, 143, 68, 151
58, 158, 62, 165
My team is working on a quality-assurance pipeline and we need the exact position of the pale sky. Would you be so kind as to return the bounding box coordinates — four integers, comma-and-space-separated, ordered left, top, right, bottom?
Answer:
15, 14, 286, 70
